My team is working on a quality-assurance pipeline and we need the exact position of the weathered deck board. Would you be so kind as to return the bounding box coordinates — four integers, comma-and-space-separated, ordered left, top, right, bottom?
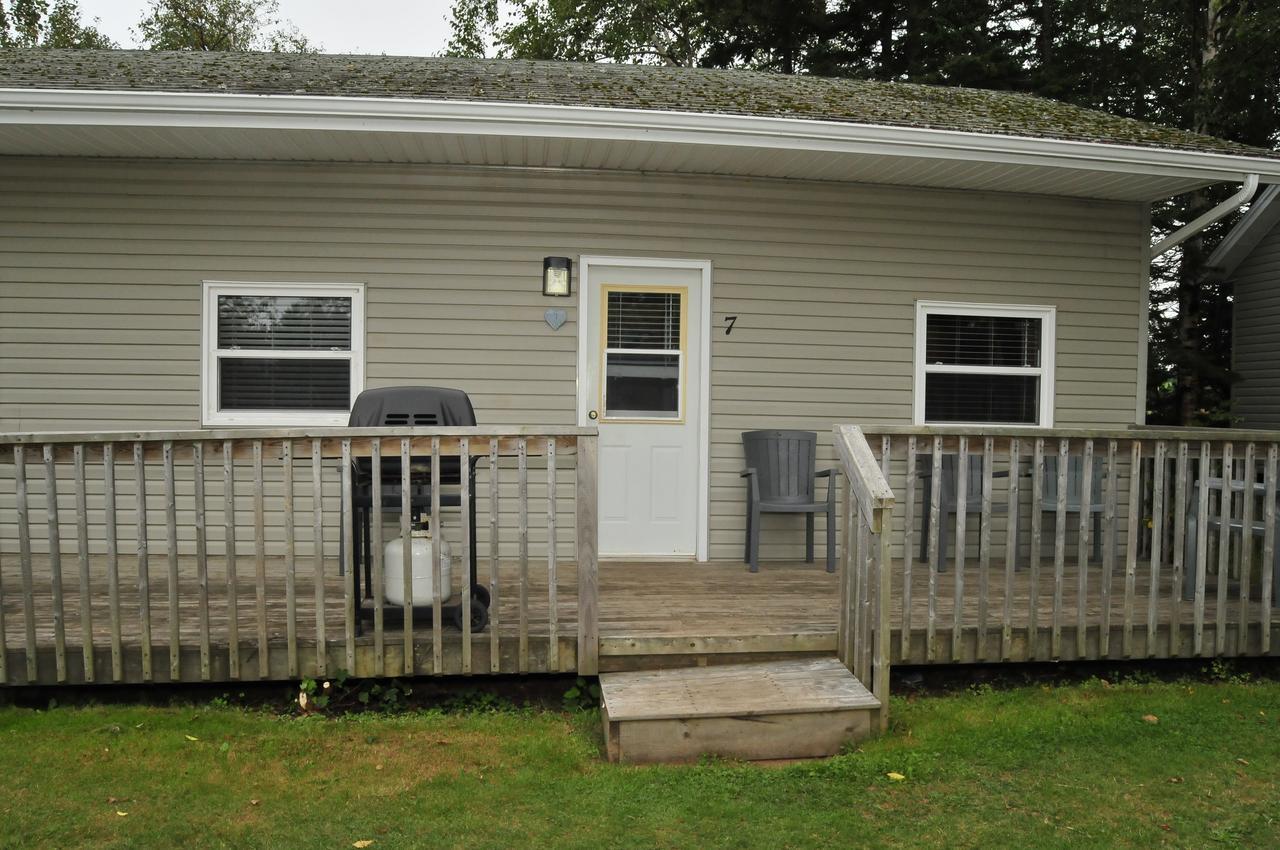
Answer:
4, 554, 1277, 684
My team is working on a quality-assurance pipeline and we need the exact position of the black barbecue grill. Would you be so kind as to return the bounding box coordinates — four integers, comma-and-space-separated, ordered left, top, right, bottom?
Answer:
349, 386, 489, 632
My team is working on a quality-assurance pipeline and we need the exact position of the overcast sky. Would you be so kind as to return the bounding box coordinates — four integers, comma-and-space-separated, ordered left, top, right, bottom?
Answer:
81, 0, 456, 55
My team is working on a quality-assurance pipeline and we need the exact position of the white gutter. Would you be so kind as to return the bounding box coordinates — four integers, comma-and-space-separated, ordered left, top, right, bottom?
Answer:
4, 88, 1280, 185
1150, 173, 1261, 258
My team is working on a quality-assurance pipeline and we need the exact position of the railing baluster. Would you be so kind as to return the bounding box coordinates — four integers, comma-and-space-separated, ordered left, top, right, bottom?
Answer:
1051, 439, 1067, 659
369, 438, 384, 677
926, 437, 942, 663
839, 476, 855, 667
193, 443, 211, 680
858, 518, 872, 682
1194, 442, 1211, 656
282, 439, 298, 678
518, 437, 529, 673
1170, 441, 1189, 657
1029, 438, 1045, 660
73, 444, 93, 682
1237, 443, 1255, 657
313, 438, 328, 677
545, 438, 558, 672
1002, 437, 1019, 661
1262, 444, 1276, 656
13, 446, 37, 683
952, 436, 968, 662
902, 436, 916, 661
460, 438, 473, 675
1122, 440, 1142, 657
399, 437, 411, 676
223, 441, 239, 680
162, 441, 180, 681
977, 437, 993, 662
103, 443, 122, 682
342, 438, 356, 676
1101, 440, 1118, 657
253, 440, 269, 678
1215, 442, 1234, 655
1147, 441, 1167, 657
43, 445, 66, 682
430, 437, 443, 675
488, 438, 501, 673
1076, 439, 1093, 658
576, 434, 600, 676
134, 442, 152, 681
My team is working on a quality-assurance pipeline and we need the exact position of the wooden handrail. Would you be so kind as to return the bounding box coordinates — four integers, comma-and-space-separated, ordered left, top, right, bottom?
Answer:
833, 423, 895, 732
833, 424, 895, 532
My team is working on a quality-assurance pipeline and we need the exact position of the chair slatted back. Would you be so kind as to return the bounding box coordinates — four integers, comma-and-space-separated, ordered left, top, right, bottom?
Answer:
742, 430, 818, 504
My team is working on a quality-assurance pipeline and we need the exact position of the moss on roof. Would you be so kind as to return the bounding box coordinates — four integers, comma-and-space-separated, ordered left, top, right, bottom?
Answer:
2, 48, 1275, 160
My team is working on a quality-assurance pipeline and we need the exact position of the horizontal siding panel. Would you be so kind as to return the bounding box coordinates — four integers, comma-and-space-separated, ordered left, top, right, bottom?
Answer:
1, 157, 1144, 559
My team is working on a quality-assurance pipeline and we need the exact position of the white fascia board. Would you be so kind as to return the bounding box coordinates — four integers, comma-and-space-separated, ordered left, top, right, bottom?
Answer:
3, 87, 1280, 185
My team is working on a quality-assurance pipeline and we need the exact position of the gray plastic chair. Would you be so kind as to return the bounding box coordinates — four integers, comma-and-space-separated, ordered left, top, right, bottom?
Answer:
919, 454, 1009, 572
1041, 454, 1104, 563
1183, 476, 1280, 604
740, 430, 838, 573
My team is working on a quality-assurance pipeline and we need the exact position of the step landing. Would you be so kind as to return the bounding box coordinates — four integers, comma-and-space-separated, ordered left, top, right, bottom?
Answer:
599, 657, 879, 764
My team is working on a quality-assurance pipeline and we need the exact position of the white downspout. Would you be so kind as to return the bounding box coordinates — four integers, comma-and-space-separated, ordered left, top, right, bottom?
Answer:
1150, 173, 1260, 258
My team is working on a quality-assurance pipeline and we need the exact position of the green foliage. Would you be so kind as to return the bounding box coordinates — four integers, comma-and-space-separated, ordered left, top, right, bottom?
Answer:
562, 676, 602, 710
297, 673, 414, 715
0, 0, 115, 48
134, 0, 314, 52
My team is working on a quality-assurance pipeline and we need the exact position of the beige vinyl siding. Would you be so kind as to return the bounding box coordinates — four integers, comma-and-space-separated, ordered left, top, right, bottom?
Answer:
0, 157, 1146, 561
1232, 223, 1280, 428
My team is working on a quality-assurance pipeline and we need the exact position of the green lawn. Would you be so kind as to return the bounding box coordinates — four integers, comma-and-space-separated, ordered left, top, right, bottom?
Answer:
2, 675, 1278, 849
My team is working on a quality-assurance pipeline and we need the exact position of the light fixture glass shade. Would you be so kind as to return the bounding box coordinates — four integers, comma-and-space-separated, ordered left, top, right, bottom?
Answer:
543, 256, 572, 296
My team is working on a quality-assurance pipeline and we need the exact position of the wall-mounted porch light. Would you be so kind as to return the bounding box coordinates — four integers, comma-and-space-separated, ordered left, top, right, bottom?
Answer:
542, 256, 572, 297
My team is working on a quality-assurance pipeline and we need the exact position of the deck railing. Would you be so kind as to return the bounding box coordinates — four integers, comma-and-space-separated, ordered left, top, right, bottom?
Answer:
857, 425, 1280, 664
833, 424, 895, 731
0, 427, 599, 685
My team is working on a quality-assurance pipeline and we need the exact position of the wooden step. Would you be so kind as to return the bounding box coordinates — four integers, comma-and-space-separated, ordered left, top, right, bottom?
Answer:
599, 657, 880, 764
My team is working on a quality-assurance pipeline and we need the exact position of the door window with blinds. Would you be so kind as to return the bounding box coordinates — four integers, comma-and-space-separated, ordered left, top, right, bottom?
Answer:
913, 301, 1055, 426
602, 287, 685, 420
202, 282, 365, 426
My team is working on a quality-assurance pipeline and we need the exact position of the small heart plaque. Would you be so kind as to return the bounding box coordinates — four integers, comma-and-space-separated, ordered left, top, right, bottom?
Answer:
544, 308, 568, 331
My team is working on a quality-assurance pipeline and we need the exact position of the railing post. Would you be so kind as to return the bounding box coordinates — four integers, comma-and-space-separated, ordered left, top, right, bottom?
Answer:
875, 502, 893, 732
575, 433, 600, 675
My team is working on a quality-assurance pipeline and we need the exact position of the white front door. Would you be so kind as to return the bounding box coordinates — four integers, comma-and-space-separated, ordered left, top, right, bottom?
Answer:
579, 258, 708, 559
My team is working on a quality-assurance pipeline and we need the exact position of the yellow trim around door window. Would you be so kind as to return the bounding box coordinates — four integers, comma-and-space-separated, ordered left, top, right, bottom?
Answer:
598, 283, 688, 424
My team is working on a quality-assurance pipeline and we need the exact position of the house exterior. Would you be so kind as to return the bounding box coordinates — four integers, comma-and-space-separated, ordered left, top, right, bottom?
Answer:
1207, 185, 1280, 428
3, 49, 1279, 567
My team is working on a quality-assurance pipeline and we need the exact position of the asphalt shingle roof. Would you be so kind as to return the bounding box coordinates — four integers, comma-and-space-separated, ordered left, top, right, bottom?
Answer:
2, 49, 1276, 160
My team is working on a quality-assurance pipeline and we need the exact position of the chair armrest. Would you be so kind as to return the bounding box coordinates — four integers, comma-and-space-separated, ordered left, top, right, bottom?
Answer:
740, 468, 756, 478
815, 468, 839, 478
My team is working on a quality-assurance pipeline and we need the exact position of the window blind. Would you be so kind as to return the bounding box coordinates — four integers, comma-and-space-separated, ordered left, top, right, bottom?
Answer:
606, 291, 681, 350
925, 314, 1041, 367
217, 295, 352, 351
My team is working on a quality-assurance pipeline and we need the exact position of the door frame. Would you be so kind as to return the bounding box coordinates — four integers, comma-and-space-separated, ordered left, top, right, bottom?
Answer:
576, 255, 712, 562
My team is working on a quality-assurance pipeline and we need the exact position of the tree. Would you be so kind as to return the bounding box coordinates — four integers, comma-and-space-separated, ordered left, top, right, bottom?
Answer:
0, 0, 116, 48
135, 0, 314, 52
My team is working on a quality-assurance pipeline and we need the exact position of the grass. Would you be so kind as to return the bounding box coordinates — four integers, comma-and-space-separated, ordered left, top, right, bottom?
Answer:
2, 675, 1278, 849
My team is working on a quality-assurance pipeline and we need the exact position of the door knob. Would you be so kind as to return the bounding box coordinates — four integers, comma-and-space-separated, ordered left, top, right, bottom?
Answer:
588, 410, 599, 420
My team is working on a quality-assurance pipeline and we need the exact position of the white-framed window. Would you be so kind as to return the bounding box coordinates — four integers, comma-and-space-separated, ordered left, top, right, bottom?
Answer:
913, 301, 1055, 427
201, 281, 365, 427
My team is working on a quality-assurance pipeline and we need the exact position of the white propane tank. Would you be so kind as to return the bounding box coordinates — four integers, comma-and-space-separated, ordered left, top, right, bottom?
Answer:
383, 522, 452, 607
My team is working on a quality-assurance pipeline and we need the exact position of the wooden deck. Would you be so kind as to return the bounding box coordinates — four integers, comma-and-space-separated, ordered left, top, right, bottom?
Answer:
5, 553, 1276, 684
